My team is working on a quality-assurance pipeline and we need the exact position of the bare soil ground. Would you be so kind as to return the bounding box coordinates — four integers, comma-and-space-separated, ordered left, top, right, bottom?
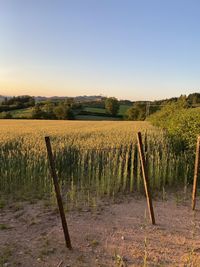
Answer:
1, 194, 200, 267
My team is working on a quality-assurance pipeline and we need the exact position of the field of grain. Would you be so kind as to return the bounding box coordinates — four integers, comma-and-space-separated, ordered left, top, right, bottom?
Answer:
0, 120, 192, 206
0, 119, 198, 267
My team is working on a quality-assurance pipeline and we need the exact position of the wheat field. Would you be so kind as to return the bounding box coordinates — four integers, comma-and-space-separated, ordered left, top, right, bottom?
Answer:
0, 120, 191, 206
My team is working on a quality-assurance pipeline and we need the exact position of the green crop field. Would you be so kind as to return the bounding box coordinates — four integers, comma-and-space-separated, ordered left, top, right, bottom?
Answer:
83, 104, 132, 116
83, 107, 106, 114
0, 104, 131, 120
0, 107, 33, 118
0, 120, 192, 207
118, 104, 132, 115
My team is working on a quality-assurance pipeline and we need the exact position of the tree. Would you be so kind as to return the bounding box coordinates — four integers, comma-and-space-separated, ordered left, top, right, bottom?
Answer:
54, 104, 63, 119
105, 97, 119, 116
64, 98, 74, 107
32, 105, 45, 119
1, 112, 13, 119
43, 101, 56, 119
187, 93, 200, 105
54, 102, 74, 120
126, 103, 146, 120
178, 95, 189, 108
126, 107, 140, 120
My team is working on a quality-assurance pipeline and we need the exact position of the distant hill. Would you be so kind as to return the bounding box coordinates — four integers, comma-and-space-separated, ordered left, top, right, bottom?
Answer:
34, 95, 106, 103
0, 93, 199, 105
0, 94, 108, 104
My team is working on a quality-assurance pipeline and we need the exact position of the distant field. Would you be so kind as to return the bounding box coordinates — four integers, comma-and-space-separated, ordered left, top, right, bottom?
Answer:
0, 104, 131, 119
1, 107, 33, 118
118, 104, 132, 115
83, 104, 132, 116
83, 107, 106, 114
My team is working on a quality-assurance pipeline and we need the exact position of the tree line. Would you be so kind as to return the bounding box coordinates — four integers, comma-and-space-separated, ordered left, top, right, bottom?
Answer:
0, 93, 199, 120
0, 97, 121, 119
125, 93, 200, 121
0, 96, 35, 112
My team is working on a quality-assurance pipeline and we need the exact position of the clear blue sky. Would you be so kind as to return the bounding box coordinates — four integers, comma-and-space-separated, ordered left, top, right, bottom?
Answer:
1, 0, 200, 100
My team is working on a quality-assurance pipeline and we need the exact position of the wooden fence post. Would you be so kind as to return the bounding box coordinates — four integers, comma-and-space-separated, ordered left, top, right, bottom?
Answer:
137, 132, 156, 225
45, 136, 72, 249
192, 136, 200, 210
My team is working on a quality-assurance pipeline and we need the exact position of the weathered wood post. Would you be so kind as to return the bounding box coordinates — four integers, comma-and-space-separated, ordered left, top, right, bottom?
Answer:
137, 132, 156, 225
192, 136, 200, 210
45, 136, 72, 249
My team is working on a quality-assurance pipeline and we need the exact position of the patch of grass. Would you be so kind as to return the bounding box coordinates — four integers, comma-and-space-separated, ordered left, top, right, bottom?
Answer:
0, 245, 13, 265
184, 247, 197, 266
82, 104, 131, 118
43, 200, 52, 209
175, 193, 185, 206
114, 253, 127, 267
38, 238, 56, 259
0, 224, 12, 230
14, 210, 25, 219
162, 186, 167, 201
29, 218, 38, 226
39, 247, 56, 257
83, 107, 106, 114
9, 202, 24, 212
143, 237, 148, 267
76, 254, 86, 263
0, 198, 6, 209
28, 199, 38, 205
90, 239, 99, 248
9, 107, 33, 118
118, 104, 132, 116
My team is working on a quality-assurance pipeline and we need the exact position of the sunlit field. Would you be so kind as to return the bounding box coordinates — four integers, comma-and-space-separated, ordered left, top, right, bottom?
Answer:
0, 120, 191, 206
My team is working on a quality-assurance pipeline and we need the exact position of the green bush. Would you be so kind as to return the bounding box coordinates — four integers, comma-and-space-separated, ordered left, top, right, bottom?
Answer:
0, 112, 13, 119
126, 103, 146, 120
148, 100, 200, 150
105, 97, 120, 116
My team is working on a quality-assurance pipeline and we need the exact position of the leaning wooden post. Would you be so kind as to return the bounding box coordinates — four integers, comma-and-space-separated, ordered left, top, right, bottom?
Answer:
137, 132, 156, 225
192, 136, 200, 210
45, 136, 72, 249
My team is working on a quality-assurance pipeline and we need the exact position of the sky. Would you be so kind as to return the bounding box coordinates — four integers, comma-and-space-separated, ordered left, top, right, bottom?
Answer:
0, 0, 200, 101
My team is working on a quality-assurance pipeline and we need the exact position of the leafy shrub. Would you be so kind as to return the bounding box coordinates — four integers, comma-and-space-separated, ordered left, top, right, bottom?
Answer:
105, 97, 120, 116
126, 103, 146, 120
149, 99, 200, 150
0, 112, 13, 119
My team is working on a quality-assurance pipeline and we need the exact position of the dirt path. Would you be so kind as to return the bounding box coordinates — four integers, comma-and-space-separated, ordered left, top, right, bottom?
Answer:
1, 195, 200, 267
